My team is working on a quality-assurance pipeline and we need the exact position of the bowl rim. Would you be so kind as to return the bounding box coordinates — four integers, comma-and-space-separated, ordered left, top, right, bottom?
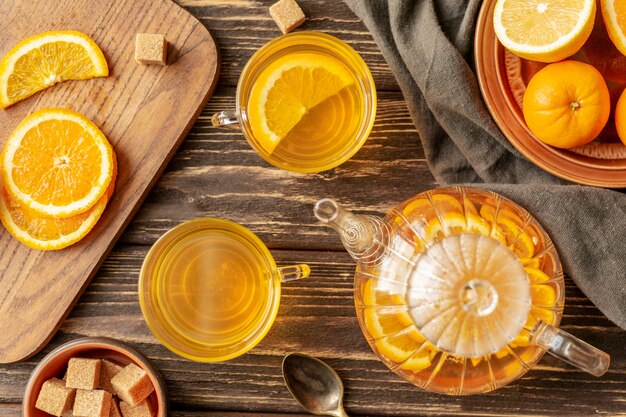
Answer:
23, 336, 169, 416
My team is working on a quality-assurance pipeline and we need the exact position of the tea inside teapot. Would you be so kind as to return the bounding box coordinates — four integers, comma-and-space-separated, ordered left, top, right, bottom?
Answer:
315, 187, 609, 395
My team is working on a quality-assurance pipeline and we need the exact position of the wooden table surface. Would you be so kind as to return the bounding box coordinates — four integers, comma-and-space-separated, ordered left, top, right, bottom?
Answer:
2, 1, 625, 416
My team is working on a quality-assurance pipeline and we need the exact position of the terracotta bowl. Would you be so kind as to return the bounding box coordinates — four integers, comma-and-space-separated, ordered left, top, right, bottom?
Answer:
475, 0, 626, 187
23, 337, 168, 417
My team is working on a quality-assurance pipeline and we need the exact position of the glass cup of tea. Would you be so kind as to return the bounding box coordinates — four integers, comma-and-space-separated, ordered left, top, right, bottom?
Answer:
211, 31, 377, 173
138, 218, 310, 362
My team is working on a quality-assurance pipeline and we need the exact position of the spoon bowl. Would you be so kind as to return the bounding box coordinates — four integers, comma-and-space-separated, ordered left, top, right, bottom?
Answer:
282, 353, 349, 417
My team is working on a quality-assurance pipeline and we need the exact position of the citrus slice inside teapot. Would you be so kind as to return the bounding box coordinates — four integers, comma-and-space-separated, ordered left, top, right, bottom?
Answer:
314, 186, 609, 395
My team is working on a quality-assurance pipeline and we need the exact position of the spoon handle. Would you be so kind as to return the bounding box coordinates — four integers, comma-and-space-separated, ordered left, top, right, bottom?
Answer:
335, 408, 350, 417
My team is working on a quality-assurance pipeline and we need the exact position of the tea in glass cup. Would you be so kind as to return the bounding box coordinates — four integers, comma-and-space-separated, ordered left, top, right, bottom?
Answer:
212, 31, 376, 173
138, 218, 310, 362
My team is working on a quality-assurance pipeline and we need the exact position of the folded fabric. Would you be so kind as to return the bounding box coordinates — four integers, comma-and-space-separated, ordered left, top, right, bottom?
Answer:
342, 0, 626, 330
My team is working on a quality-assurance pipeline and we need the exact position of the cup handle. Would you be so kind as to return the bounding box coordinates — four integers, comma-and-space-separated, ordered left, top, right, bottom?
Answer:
211, 110, 240, 129
277, 264, 311, 283
530, 320, 610, 377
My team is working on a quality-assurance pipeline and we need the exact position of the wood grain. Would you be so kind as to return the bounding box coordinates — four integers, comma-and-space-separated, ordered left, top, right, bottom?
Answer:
1, 247, 624, 416
175, 0, 400, 90
2, 0, 625, 415
0, 0, 219, 363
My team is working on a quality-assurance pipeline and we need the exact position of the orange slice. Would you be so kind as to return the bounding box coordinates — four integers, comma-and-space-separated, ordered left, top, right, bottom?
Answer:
375, 331, 426, 363
0, 31, 108, 109
493, 0, 596, 63
0, 177, 113, 250
525, 267, 551, 284
362, 278, 405, 306
247, 52, 354, 154
400, 342, 436, 373
602, 0, 626, 56
2, 108, 114, 218
364, 308, 414, 339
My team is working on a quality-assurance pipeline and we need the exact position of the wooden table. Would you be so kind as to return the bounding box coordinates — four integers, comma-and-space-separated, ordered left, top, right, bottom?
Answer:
2, 1, 625, 415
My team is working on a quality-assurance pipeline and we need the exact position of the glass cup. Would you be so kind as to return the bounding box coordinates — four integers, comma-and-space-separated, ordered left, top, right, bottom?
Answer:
212, 31, 377, 173
138, 218, 310, 362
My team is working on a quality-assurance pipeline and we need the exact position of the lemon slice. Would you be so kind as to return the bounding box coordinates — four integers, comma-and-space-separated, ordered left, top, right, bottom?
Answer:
493, 0, 596, 62
602, 0, 626, 56
0, 31, 108, 108
247, 52, 355, 154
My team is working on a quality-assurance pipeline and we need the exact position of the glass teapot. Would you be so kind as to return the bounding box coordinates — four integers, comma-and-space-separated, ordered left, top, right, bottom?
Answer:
314, 186, 609, 395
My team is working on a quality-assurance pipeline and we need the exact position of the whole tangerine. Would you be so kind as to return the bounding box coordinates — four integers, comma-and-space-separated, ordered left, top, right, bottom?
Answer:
522, 61, 611, 149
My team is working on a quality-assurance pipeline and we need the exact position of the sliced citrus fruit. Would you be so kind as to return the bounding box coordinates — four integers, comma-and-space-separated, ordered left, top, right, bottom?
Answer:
531, 284, 557, 307
525, 267, 551, 284
602, 0, 626, 56
375, 332, 426, 363
0, 179, 111, 251
400, 343, 436, 373
493, 0, 596, 63
247, 52, 355, 154
2, 108, 114, 218
364, 308, 414, 339
0, 31, 108, 109
428, 194, 463, 214
362, 278, 405, 306
466, 212, 492, 236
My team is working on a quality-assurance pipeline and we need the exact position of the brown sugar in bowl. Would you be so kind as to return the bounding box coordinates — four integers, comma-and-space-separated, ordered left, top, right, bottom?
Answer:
23, 337, 168, 417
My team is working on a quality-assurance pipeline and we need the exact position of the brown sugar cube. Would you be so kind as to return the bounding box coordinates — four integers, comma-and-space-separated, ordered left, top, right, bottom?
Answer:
135, 34, 167, 65
66, 358, 101, 390
35, 377, 76, 416
119, 399, 154, 417
110, 363, 154, 405
73, 389, 112, 417
269, 0, 305, 34
109, 399, 123, 417
100, 359, 124, 394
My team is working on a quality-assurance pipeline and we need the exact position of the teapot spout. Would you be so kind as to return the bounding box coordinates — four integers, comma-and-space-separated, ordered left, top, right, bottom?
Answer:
314, 199, 387, 265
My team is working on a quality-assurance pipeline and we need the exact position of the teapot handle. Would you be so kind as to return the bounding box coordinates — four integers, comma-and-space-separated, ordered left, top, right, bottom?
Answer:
531, 320, 610, 377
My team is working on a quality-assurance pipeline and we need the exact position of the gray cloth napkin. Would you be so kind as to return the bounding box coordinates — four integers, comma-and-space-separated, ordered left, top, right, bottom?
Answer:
342, 0, 626, 330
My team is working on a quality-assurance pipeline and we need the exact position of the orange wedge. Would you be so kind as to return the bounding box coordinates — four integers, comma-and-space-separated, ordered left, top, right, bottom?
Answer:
602, 0, 626, 56
2, 108, 115, 218
0, 31, 108, 108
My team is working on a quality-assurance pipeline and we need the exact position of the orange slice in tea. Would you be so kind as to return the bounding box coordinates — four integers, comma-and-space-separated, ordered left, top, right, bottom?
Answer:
0, 31, 108, 109
362, 278, 406, 306
247, 52, 355, 154
375, 331, 426, 363
525, 267, 551, 284
2, 108, 115, 218
364, 308, 414, 339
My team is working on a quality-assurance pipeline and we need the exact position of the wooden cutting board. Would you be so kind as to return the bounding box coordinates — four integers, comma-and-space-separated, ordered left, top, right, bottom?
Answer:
0, 0, 220, 363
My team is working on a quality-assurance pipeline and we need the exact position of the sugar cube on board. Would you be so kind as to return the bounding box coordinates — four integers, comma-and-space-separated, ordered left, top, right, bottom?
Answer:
135, 34, 167, 65
100, 359, 124, 394
110, 363, 155, 405
73, 389, 112, 417
66, 358, 102, 390
35, 378, 76, 416
119, 399, 154, 417
269, 0, 305, 34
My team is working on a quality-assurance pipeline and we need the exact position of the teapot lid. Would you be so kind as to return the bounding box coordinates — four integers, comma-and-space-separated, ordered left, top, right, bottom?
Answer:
406, 233, 531, 357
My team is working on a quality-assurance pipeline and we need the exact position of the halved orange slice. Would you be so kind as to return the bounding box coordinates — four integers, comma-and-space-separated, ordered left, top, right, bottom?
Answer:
602, 0, 626, 56
2, 108, 115, 218
0, 31, 108, 108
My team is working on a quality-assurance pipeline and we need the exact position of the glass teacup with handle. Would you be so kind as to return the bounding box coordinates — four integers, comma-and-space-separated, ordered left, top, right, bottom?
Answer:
139, 218, 310, 362
314, 186, 609, 395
